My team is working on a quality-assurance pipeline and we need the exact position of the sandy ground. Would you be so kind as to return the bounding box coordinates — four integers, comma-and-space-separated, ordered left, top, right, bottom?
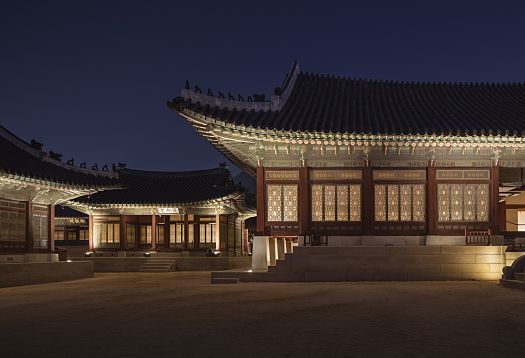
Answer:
0, 273, 524, 358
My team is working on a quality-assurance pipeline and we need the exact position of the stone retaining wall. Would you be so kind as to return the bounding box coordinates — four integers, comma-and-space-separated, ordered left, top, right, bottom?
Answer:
0, 261, 93, 288
288, 246, 506, 281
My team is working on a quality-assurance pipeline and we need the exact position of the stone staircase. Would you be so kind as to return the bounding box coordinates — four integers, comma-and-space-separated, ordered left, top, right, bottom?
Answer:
139, 257, 176, 272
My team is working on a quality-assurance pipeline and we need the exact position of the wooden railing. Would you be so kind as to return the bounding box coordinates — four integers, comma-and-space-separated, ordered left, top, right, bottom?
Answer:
465, 229, 491, 246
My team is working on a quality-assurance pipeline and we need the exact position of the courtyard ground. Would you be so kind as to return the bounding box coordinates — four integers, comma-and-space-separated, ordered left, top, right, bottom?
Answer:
0, 272, 524, 358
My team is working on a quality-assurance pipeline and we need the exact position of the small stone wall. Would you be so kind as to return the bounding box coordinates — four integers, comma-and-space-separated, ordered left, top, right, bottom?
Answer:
288, 246, 506, 281
0, 261, 93, 288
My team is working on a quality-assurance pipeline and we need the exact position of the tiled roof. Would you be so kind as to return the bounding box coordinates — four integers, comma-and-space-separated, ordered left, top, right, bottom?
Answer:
73, 167, 242, 206
0, 126, 118, 187
170, 70, 525, 136
55, 206, 88, 218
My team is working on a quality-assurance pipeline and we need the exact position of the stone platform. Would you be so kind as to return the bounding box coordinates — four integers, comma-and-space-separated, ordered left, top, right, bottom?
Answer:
212, 246, 507, 283
0, 261, 94, 288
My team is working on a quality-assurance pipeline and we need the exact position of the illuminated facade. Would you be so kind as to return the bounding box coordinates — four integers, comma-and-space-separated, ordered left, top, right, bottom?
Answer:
169, 62, 525, 244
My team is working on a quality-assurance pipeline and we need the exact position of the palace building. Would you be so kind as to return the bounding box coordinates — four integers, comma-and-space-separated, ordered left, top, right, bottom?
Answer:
168, 62, 525, 248
0, 126, 117, 261
0, 125, 254, 261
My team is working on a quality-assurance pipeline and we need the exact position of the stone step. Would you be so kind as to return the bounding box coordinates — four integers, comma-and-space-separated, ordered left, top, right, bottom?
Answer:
139, 268, 171, 272
500, 279, 525, 291
211, 277, 239, 284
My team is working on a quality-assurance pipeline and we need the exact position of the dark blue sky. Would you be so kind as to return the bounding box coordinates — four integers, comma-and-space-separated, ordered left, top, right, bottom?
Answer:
2, 0, 525, 174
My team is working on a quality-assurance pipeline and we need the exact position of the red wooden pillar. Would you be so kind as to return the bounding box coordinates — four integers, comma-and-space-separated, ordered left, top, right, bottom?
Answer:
164, 215, 170, 249
120, 215, 127, 251
25, 202, 33, 252
88, 215, 94, 251
256, 166, 265, 234
194, 215, 200, 248
48, 204, 55, 252
427, 165, 437, 235
184, 214, 189, 249
299, 166, 309, 235
362, 166, 373, 235
491, 165, 500, 234
151, 215, 157, 251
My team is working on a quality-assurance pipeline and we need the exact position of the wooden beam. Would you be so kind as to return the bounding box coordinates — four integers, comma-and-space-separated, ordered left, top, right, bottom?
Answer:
256, 166, 265, 234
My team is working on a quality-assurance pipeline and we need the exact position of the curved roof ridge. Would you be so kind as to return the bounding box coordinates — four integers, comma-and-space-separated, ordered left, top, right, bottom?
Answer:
302, 71, 525, 87
120, 167, 229, 177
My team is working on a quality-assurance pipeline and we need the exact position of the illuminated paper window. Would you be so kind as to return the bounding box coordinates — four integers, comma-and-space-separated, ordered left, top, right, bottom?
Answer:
349, 185, 361, 222
282, 185, 298, 222
324, 185, 336, 221
450, 184, 463, 221
375, 185, 387, 221
400, 184, 412, 221
267, 185, 282, 222
311, 185, 323, 222
476, 184, 489, 222
387, 185, 399, 221
336, 185, 349, 221
412, 184, 425, 222
463, 184, 476, 221
438, 184, 450, 222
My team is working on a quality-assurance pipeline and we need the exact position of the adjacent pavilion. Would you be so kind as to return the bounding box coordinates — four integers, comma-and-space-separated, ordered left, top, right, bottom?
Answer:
0, 126, 117, 261
168, 62, 525, 246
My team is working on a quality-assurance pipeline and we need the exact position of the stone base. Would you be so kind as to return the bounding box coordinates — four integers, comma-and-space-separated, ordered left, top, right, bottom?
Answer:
0, 261, 93, 288
0, 253, 58, 263
222, 245, 508, 282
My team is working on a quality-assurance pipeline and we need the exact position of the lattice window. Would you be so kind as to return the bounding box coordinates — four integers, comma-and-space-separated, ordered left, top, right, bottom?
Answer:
267, 185, 298, 222
349, 185, 361, 222
463, 184, 476, 221
438, 184, 450, 222
477, 184, 489, 221
324, 185, 336, 221
311, 185, 323, 222
374, 185, 387, 221
375, 184, 425, 222
450, 184, 463, 221
282, 185, 298, 221
336, 185, 349, 221
412, 184, 425, 222
267, 185, 283, 222
312, 184, 361, 222
437, 183, 489, 222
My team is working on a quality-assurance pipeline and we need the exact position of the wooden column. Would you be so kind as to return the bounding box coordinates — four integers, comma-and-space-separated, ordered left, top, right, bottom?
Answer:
299, 166, 309, 235
48, 205, 55, 252
362, 166, 373, 235
184, 214, 189, 249
427, 165, 437, 235
120, 216, 127, 251
491, 165, 500, 234
88, 215, 94, 251
151, 215, 157, 251
26, 202, 33, 252
194, 215, 200, 248
164, 215, 170, 249
215, 213, 220, 251
498, 201, 506, 233
256, 166, 265, 234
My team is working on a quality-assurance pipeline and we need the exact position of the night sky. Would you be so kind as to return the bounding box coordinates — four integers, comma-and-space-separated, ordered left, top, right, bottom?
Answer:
2, 0, 525, 175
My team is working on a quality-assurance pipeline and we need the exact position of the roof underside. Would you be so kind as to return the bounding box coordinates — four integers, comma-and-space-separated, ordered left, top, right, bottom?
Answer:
73, 167, 241, 206
172, 71, 525, 135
